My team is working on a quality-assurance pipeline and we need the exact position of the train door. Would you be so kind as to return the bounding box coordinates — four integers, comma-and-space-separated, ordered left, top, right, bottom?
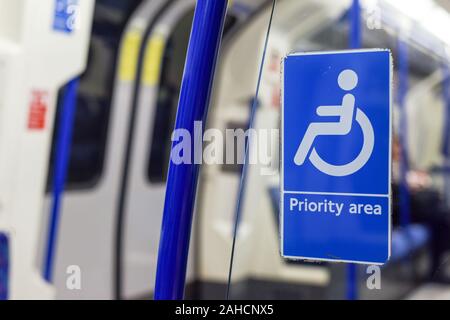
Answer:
118, 0, 270, 299
120, 0, 196, 299
44, 0, 172, 299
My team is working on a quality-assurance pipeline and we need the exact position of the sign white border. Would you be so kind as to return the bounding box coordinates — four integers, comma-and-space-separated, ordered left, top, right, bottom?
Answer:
280, 49, 393, 265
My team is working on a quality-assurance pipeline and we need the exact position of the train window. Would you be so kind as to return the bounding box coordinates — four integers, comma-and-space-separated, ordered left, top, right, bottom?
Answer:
47, 0, 143, 191
147, 12, 238, 183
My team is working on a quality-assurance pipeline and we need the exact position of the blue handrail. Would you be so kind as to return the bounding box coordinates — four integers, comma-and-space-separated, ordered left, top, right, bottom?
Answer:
154, 0, 229, 300
44, 78, 79, 282
442, 64, 450, 207
442, 64, 450, 158
397, 38, 411, 227
0, 233, 9, 300
350, 0, 361, 50
346, 0, 361, 301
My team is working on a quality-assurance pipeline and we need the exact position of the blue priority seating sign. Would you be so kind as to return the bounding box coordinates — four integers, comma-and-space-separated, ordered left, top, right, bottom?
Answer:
281, 50, 392, 265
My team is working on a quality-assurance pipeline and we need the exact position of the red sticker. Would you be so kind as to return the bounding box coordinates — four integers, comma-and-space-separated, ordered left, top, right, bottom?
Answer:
28, 90, 48, 130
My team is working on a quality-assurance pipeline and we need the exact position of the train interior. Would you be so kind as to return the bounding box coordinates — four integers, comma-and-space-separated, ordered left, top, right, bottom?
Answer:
1, 0, 450, 300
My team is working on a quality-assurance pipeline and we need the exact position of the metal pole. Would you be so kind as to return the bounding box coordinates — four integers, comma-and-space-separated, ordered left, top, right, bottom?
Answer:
346, 0, 361, 301
350, 0, 361, 49
441, 64, 450, 207
154, 0, 229, 300
442, 64, 450, 158
44, 78, 79, 282
0, 233, 8, 300
397, 38, 411, 227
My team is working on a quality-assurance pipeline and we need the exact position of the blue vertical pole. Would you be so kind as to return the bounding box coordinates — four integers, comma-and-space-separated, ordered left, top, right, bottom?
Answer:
442, 64, 450, 158
0, 234, 9, 300
154, 0, 228, 300
350, 0, 361, 50
346, 0, 361, 301
442, 64, 450, 206
44, 78, 79, 282
397, 38, 411, 227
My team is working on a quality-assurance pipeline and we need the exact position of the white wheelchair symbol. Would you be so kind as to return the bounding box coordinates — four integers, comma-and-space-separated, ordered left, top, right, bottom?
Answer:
294, 69, 374, 177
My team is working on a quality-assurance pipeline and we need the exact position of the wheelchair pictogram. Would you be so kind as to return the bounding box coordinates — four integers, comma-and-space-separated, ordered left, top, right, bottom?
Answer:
294, 69, 375, 177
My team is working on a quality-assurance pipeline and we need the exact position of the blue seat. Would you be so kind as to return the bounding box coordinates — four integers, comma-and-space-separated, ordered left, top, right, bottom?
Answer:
390, 224, 430, 262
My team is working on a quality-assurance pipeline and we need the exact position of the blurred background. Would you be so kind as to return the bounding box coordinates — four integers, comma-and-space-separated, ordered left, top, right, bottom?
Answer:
1, 0, 450, 300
